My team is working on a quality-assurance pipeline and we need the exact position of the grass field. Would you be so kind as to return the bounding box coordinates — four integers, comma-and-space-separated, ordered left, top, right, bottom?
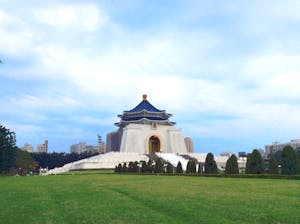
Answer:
0, 174, 299, 224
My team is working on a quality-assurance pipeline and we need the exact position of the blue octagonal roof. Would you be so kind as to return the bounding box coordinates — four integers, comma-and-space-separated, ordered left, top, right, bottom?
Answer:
125, 98, 163, 113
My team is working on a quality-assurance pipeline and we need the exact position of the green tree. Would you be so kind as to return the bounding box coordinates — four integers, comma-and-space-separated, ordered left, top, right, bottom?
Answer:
225, 154, 239, 174
204, 153, 218, 174
245, 153, 251, 174
128, 162, 134, 172
281, 146, 297, 175
154, 158, 164, 173
186, 160, 191, 173
133, 161, 139, 172
0, 124, 17, 174
166, 163, 173, 173
115, 163, 122, 173
141, 161, 147, 173
189, 160, 196, 174
13, 149, 38, 175
245, 149, 265, 174
147, 159, 154, 173
296, 152, 300, 175
122, 163, 128, 172
268, 154, 279, 174
176, 161, 183, 174
198, 163, 203, 174
186, 160, 196, 173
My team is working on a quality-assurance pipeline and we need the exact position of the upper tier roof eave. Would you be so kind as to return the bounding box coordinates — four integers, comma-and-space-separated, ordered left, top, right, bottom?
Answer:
114, 117, 176, 126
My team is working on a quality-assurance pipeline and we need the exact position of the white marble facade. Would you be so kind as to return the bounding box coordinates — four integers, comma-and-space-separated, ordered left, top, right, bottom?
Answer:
119, 123, 188, 154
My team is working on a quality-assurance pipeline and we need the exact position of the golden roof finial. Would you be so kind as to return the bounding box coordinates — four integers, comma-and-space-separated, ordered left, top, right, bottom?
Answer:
142, 94, 147, 100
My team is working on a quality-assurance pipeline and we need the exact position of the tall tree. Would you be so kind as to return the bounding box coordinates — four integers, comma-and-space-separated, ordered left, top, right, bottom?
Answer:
133, 161, 139, 172
154, 158, 164, 173
198, 163, 203, 174
176, 161, 183, 174
268, 154, 279, 174
0, 124, 17, 173
186, 160, 191, 173
186, 160, 196, 174
147, 159, 154, 173
128, 162, 134, 172
122, 163, 128, 172
166, 163, 173, 173
245, 153, 251, 174
13, 149, 38, 175
204, 153, 218, 174
245, 149, 265, 174
225, 154, 239, 174
190, 160, 196, 173
296, 152, 300, 175
281, 146, 297, 175
141, 161, 147, 173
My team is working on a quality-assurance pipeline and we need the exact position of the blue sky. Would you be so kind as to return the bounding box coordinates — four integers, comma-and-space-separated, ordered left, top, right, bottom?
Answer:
1, 0, 300, 155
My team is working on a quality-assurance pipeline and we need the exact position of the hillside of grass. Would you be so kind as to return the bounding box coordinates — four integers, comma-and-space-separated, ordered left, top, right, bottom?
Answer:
0, 174, 299, 224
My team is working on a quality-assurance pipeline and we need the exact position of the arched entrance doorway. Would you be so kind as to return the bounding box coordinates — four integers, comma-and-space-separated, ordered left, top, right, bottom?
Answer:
149, 136, 160, 153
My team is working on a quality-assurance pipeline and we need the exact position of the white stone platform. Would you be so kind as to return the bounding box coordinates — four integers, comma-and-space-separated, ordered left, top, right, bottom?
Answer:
47, 152, 149, 175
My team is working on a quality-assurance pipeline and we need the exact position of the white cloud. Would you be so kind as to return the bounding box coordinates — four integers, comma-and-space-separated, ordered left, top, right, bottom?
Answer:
3, 94, 81, 113
70, 116, 114, 126
2, 0, 300, 152
35, 4, 108, 31
0, 10, 34, 56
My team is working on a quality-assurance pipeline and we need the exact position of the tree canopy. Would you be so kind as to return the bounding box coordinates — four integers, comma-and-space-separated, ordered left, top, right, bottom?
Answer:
281, 146, 297, 175
268, 154, 279, 174
186, 160, 197, 174
176, 161, 183, 174
204, 153, 218, 174
154, 158, 164, 173
225, 154, 239, 174
245, 149, 265, 174
0, 124, 17, 173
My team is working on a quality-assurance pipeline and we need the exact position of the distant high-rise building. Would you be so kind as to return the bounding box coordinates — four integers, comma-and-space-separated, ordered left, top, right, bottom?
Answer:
220, 151, 233, 157
265, 139, 300, 157
70, 142, 87, 154
21, 143, 34, 153
37, 140, 48, 153
70, 142, 99, 154
106, 129, 123, 152
184, 137, 194, 153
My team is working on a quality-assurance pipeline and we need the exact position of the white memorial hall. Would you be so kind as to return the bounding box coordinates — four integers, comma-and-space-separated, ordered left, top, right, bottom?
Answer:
47, 95, 230, 174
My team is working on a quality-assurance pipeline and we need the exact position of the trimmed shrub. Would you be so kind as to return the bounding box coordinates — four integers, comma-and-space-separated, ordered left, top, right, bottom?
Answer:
176, 161, 183, 174
147, 159, 154, 173
128, 162, 134, 172
166, 163, 173, 173
117, 163, 122, 173
186, 160, 196, 174
204, 153, 218, 174
141, 161, 147, 173
154, 158, 164, 173
245, 149, 265, 174
122, 163, 128, 172
198, 163, 203, 174
225, 154, 239, 174
268, 154, 279, 174
281, 146, 297, 175
133, 161, 139, 172
186, 160, 191, 174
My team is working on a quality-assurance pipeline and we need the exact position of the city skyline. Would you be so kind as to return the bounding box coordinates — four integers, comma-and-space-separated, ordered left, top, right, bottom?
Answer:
1, 1, 300, 154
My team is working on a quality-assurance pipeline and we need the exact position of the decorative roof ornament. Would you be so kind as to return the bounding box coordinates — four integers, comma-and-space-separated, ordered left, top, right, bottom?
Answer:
142, 94, 147, 101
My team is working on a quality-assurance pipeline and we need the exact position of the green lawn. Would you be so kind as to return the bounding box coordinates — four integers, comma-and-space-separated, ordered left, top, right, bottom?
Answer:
0, 174, 299, 224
